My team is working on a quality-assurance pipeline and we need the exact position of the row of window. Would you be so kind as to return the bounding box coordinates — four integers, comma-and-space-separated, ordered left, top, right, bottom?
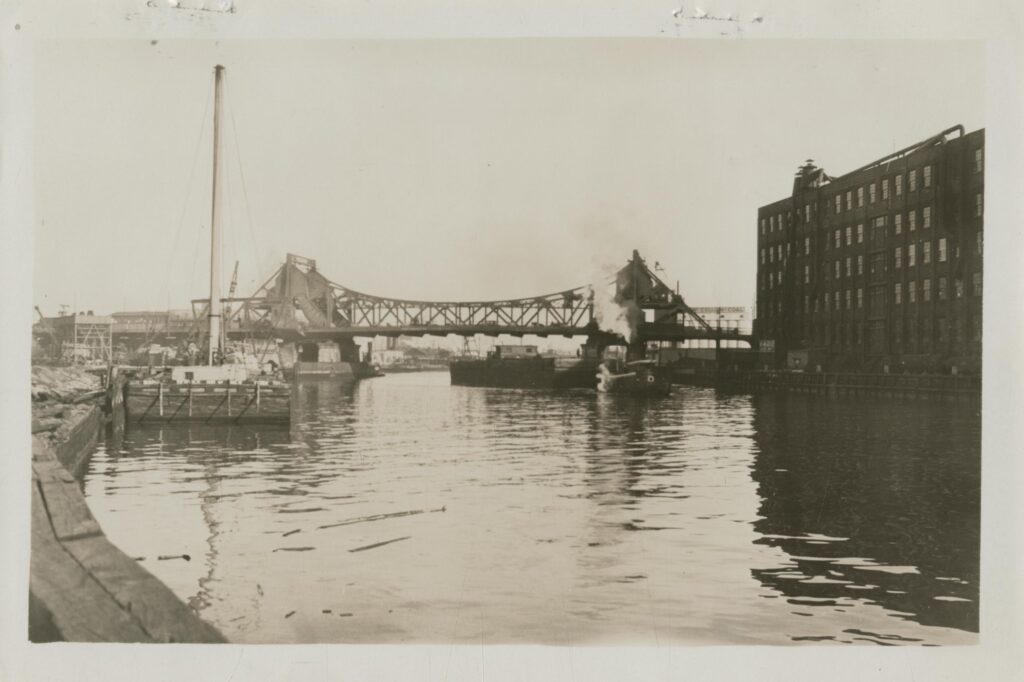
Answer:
894, 273, 983, 304
804, 313, 982, 350
763, 233, 982, 291
760, 207, 984, 269
759, 180, 983, 238
761, 272, 982, 317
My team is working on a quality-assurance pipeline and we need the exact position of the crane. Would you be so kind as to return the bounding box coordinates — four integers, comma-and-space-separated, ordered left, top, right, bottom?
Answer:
221, 260, 239, 351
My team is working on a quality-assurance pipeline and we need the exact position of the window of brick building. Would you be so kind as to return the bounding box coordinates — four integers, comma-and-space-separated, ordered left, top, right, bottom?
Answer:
909, 209, 917, 231
895, 213, 902, 234
974, 147, 983, 173
938, 276, 947, 300
845, 226, 852, 245
909, 280, 917, 303
923, 206, 932, 229
894, 282, 902, 304
923, 241, 931, 264
909, 243, 916, 266
882, 178, 890, 199
909, 168, 917, 191
835, 229, 841, 249
857, 187, 864, 207
804, 236, 810, 255
845, 257, 852, 277
869, 183, 877, 203
804, 265, 810, 284
846, 191, 853, 211
857, 288, 863, 309
955, 278, 964, 299
857, 224, 864, 243
857, 255, 864, 275
976, 231, 983, 255
835, 195, 842, 213
894, 246, 902, 269
975, 192, 983, 217
923, 165, 932, 188
895, 173, 903, 196
834, 260, 841, 278
938, 237, 947, 262
923, 278, 931, 302
845, 290, 851, 310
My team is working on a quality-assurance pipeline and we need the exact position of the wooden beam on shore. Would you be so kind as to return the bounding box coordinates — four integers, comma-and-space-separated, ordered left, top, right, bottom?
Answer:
29, 422, 226, 643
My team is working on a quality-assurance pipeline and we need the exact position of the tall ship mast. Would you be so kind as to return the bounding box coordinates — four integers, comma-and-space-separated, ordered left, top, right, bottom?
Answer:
208, 64, 225, 365
124, 65, 291, 425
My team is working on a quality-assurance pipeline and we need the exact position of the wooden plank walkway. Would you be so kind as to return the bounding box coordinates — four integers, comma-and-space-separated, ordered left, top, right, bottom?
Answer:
30, 430, 226, 643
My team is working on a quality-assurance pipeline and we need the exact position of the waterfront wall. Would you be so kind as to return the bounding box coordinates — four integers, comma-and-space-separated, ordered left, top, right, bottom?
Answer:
28, 368, 225, 643
674, 369, 980, 400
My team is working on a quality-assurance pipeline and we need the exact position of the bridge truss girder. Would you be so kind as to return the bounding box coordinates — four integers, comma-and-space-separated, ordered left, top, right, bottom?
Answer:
192, 251, 753, 347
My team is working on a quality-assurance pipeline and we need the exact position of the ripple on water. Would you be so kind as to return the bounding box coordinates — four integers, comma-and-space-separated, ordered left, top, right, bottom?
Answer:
83, 374, 979, 645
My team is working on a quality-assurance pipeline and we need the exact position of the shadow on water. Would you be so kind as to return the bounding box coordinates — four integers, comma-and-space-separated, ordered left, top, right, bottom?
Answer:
747, 392, 981, 633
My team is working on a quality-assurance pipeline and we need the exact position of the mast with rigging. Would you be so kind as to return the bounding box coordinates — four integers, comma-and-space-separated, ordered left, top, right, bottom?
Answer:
208, 64, 225, 365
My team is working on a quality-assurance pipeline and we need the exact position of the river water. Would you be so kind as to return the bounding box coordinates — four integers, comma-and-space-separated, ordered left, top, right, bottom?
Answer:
83, 371, 980, 645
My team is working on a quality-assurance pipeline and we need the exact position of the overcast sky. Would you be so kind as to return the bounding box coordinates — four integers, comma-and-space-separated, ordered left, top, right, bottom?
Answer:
32, 39, 984, 315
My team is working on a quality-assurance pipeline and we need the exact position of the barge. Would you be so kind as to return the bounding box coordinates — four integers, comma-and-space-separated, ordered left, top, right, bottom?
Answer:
449, 345, 599, 389
125, 365, 291, 425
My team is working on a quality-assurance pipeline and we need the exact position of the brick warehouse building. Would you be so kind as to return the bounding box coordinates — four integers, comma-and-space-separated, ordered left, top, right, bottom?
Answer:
755, 125, 984, 373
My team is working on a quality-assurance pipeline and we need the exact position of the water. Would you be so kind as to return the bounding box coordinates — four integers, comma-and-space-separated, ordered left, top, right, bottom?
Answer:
83, 372, 980, 645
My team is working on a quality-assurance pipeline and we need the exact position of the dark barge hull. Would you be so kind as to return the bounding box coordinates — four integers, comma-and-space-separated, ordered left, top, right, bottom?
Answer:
449, 358, 599, 389
125, 382, 291, 425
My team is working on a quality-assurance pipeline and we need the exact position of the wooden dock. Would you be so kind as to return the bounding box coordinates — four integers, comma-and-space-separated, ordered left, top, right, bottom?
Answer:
29, 409, 225, 643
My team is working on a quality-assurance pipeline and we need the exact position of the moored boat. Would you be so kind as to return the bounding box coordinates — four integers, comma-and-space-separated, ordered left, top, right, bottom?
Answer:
125, 365, 290, 425
125, 65, 291, 424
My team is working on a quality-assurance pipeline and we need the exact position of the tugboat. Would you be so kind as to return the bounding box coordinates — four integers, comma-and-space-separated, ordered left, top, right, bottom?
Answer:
124, 65, 291, 425
596, 358, 672, 396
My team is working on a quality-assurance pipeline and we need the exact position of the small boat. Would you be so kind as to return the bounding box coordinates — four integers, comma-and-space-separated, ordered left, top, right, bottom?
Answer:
596, 359, 672, 396
125, 65, 291, 424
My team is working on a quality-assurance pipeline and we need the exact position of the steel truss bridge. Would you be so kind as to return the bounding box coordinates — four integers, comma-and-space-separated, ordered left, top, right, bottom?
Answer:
177, 250, 752, 348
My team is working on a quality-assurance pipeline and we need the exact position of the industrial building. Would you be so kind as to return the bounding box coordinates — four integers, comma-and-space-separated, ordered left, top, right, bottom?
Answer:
755, 125, 984, 373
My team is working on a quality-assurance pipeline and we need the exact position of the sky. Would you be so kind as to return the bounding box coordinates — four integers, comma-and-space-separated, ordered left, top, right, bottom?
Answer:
32, 39, 984, 316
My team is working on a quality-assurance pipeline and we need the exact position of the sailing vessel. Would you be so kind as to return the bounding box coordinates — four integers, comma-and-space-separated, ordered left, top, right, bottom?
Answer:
125, 66, 291, 425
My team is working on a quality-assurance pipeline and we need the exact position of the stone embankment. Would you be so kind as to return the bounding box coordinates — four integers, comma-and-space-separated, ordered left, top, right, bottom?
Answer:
29, 365, 225, 643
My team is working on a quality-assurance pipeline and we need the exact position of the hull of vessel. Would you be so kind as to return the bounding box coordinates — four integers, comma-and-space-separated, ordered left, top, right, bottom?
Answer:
449, 358, 599, 389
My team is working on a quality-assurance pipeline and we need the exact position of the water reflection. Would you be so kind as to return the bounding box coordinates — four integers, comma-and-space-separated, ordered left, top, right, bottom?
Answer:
748, 393, 980, 639
82, 373, 979, 645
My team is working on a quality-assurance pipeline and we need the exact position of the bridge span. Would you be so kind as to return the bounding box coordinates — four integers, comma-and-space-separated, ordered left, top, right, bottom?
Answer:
180, 250, 753, 349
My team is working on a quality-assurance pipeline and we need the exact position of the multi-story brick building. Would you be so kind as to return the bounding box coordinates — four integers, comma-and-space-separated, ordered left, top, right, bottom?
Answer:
755, 125, 984, 372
